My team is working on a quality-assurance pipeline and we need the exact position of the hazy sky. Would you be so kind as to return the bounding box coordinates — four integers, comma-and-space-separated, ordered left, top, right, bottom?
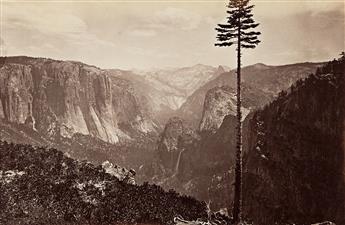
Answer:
0, 0, 344, 69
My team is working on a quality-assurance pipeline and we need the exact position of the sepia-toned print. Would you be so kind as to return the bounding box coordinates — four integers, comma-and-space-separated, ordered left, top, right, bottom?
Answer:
0, 0, 344, 225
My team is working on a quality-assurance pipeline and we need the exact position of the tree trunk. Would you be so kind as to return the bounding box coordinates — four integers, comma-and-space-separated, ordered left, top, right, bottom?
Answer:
232, 20, 242, 224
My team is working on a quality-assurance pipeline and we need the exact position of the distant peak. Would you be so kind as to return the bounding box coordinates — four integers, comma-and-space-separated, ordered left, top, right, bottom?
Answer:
217, 65, 224, 70
191, 63, 212, 69
217, 65, 226, 73
252, 63, 269, 69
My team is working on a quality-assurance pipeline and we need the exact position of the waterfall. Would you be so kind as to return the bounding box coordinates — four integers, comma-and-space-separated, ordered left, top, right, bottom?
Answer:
174, 148, 185, 174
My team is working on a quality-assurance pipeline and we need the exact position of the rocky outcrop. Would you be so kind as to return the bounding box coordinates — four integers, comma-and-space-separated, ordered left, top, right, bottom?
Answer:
102, 160, 136, 184
243, 58, 345, 224
157, 117, 199, 174
199, 86, 250, 133
0, 56, 157, 144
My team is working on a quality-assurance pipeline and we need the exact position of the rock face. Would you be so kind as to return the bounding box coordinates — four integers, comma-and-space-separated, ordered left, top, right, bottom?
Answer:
243, 58, 345, 224
0, 56, 157, 144
199, 86, 236, 133
101, 160, 136, 184
199, 86, 250, 133
157, 117, 199, 174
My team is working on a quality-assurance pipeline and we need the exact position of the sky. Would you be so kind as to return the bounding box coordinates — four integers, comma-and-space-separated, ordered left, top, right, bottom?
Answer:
0, 0, 344, 70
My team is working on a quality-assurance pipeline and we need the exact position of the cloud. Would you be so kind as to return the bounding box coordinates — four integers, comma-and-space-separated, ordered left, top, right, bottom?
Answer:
150, 7, 202, 31
127, 46, 155, 56
2, 3, 116, 56
294, 8, 345, 60
1, 1, 343, 70
127, 29, 157, 37
121, 7, 203, 39
252, 5, 344, 66
301, 9, 345, 29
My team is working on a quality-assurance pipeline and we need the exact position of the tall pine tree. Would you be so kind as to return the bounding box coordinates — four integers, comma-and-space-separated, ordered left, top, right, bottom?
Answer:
215, 0, 260, 223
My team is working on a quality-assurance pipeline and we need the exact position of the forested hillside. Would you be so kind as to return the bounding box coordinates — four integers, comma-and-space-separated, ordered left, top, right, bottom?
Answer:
0, 141, 207, 225
244, 57, 345, 224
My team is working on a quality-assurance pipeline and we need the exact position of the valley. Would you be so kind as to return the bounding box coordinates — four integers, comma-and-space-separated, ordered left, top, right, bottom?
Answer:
0, 55, 343, 225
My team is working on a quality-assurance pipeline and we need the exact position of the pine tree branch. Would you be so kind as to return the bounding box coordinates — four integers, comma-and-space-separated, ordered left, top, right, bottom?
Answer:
243, 39, 261, 45
241, 43, 257, 48
242, 36, 259, 41
241, 23, 259, 30
242, 13, 254, 19
216, 24, 237, 31
243, 5, 254, 11
241, 31, 261, 36
217, 33, 237, 41
241, 18, 255, 24
227, 9, 239, 15
215, 42, 235, 47
226, 16, 241, 26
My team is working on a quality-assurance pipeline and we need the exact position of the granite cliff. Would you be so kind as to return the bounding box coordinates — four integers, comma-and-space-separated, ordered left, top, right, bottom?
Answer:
0, 56, 157, 144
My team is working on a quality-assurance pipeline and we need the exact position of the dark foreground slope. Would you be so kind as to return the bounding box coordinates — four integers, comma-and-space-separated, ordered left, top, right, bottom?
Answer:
244, 57, 345, 224
0, 141, 207, 225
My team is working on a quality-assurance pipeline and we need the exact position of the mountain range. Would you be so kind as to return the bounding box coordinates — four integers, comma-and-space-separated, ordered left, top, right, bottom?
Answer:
0, 55, 325, 176
1, 55, 342, 225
